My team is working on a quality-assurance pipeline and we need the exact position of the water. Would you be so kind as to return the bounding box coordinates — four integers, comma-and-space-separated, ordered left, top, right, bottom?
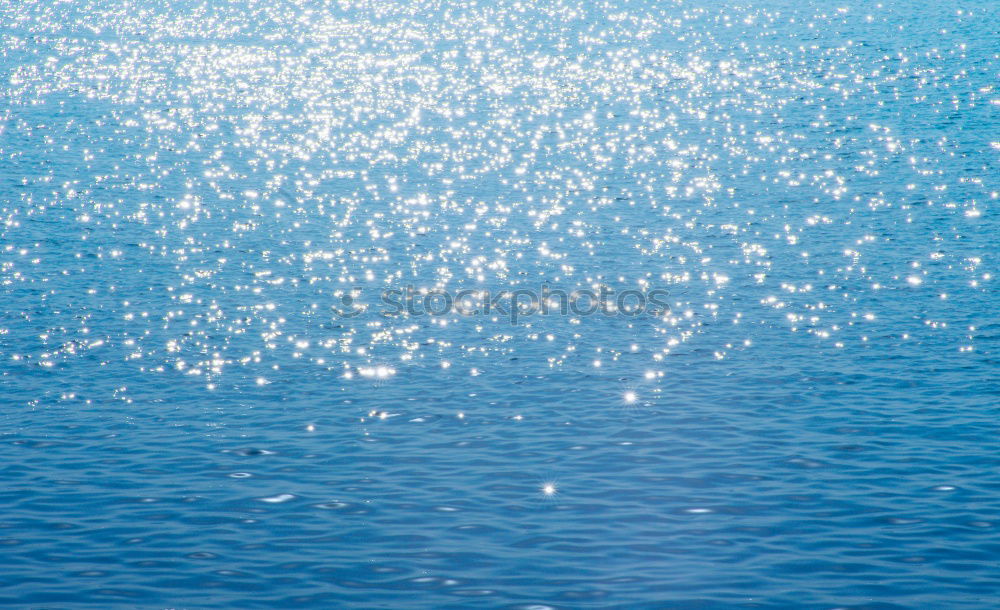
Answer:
1, 0, 997, 606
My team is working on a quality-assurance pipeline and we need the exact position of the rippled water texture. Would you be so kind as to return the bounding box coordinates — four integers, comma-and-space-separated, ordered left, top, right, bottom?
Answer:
1, 0, 998, 607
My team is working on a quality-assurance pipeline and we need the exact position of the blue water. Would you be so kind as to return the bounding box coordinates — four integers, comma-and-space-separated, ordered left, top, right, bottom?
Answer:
1, 0, 998, 607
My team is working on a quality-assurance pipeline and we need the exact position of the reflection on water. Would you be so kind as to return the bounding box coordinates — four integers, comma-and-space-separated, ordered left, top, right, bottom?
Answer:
1, 0, 997, 606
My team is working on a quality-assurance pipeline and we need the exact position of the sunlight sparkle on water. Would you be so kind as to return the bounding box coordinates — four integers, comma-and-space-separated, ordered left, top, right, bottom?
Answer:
0, 0, 996, 605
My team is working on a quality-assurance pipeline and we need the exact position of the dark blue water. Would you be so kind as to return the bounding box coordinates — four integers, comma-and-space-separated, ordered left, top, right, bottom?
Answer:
1, 0, 998, 607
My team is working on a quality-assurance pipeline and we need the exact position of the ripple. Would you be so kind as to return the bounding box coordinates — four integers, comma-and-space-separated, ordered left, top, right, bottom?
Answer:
0, 0, 996, 607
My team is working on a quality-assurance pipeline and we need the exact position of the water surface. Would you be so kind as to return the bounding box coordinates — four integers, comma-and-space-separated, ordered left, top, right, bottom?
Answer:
1, 0, 998, 607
